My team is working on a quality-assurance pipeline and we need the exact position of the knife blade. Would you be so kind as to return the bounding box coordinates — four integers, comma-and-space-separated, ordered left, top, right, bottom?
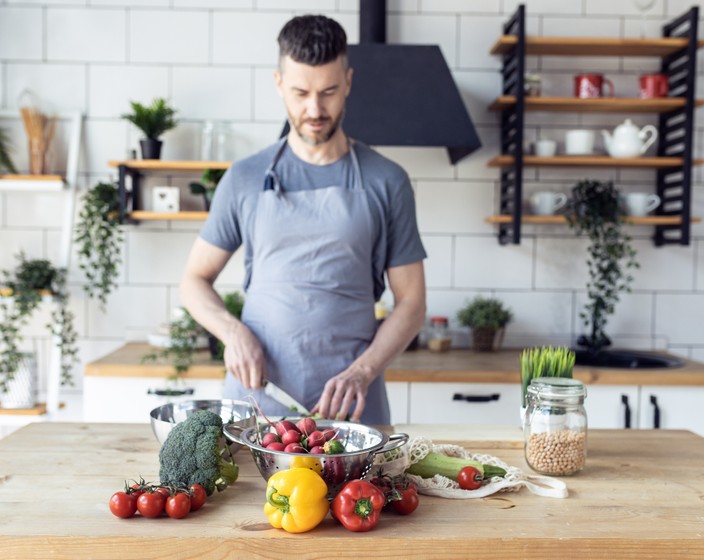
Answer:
263, 381, 310, 415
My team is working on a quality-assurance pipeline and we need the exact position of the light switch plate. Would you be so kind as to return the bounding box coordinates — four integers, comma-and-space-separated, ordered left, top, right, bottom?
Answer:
152, 186, 180, 213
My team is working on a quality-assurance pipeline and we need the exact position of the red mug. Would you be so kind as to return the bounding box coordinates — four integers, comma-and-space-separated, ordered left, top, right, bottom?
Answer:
639, 74, 668, 98
574, 74, 615, 98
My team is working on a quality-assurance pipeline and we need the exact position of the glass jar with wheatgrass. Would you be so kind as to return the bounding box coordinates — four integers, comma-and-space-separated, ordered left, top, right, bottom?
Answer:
524, 377, 587, 476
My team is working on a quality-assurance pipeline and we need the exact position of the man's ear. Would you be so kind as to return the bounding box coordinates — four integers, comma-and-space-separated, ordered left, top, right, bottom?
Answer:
345, 67, 354, 96
274, 69, 284, 98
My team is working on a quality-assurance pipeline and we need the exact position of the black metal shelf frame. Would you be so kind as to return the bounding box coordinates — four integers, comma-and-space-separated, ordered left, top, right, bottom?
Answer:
117, 165, 142, 224
495, 5, 699, 246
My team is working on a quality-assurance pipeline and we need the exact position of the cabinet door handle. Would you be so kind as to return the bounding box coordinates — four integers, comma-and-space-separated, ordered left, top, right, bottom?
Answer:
650, 395, 661, 429
148, 387, 195, 397
452, 393, 500, 403
621, 394, 632, 429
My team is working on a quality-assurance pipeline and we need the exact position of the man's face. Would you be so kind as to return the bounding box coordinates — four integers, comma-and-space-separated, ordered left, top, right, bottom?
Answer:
275, 55, 352, 146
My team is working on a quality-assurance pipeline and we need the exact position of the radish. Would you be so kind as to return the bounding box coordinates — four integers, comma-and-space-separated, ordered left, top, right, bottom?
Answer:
267, 442, 286, 451
322, 429, 337, 441
296, 417, 317, 436
275, 420, 298, 437
309, 445, 325, 454
284, 443, 306, 453
306, 431, 325, 448
281, 429, 302, 446
261, 433, 281, 447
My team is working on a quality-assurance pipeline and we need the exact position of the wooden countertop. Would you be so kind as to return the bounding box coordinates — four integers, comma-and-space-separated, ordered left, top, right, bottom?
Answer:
85, 342, 704, 386
1, 422, 703, 559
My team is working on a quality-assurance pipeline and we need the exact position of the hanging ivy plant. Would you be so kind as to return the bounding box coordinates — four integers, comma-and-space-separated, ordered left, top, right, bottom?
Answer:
74, 182, 124, 310
566, 179, 639, 353
0, 253, 79, 393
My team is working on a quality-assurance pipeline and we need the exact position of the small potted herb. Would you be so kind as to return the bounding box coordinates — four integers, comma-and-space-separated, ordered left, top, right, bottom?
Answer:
74, 182, 124, 310
121, 98, 178, 160
520, 346, 575, 408
0, 253, 78, 401
457, 297, 512, 352
566, 179, 639, 354
190, 168, 225, 211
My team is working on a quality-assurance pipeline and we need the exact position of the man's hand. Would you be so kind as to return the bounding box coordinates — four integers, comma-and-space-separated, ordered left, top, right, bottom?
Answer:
223, 322, 266, 389
312, 364, 375, 422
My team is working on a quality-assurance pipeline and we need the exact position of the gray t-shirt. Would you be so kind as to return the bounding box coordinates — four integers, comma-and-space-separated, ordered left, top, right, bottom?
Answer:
199, 140, 426, 300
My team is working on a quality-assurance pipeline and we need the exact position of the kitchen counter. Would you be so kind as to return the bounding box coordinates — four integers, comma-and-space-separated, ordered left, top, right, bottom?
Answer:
1, 422, 703, 559
85, 342, 704, 386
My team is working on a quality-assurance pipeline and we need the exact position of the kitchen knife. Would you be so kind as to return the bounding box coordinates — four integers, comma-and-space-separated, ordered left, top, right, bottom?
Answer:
263, 380, 310, 415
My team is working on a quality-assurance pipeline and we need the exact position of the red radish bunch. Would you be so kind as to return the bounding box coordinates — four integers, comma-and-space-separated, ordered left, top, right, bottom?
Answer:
257, 417, 345, 455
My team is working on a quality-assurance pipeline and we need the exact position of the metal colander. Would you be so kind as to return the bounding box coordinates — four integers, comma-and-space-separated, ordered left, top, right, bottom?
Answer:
223, 419, 408, 498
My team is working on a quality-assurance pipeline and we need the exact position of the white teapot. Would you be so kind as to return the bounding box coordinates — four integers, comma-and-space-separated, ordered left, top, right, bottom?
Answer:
601, 119, 658, 158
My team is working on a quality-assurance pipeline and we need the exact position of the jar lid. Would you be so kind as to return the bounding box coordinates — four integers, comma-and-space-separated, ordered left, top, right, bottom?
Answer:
527, 377, 587, 399
430, 316, 448, 325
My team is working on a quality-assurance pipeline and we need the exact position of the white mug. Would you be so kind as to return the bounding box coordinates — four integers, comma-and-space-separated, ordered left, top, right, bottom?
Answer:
534, 139, 557, 157
530, 191, 568, 216
565, 130, 595, 155
623, 193, 660, 217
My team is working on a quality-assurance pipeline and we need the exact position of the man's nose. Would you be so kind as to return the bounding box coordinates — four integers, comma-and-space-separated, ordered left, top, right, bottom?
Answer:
306, 96, 323, 119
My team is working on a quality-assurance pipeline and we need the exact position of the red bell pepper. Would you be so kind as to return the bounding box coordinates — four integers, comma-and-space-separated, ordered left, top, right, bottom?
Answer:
330, 480, 385, 532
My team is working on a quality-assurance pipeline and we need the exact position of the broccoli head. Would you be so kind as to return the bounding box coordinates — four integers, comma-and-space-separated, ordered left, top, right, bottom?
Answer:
159, 409, 239, 496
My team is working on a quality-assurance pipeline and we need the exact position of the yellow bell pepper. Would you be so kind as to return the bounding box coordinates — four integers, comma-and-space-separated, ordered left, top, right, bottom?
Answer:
264, 468, 329, 533
289, 455, 323, 476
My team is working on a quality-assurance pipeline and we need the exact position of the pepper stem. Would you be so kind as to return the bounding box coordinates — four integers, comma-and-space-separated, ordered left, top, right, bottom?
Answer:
266, 485, 290, 514
354, 497, 374, 519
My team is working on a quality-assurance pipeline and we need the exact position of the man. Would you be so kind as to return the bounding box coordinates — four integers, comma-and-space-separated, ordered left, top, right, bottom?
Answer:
180, 14, 426, 424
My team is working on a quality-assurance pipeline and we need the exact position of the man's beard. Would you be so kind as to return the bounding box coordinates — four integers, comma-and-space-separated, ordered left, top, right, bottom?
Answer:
291, 110, 344, 146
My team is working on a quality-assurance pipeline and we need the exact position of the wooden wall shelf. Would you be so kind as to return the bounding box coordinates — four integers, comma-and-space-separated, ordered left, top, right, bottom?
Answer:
0, 175, 65, 191
108, 160, 230, 172
489, 96, 704, 113
490, 35, 704, 57
485, 215, 701, 225
130, 211, 208, 221
487, 155, 693, 168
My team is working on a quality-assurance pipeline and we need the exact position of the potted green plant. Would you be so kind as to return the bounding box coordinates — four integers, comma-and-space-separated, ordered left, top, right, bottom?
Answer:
0, 253, 78, 403
74, 182, 124, 310
121, 98, 178, 160
189, 168, 225, 211
566, 179, 639, 354
0, 126, 18, 173
520, 346, 575, 408
457, 296, 512, 352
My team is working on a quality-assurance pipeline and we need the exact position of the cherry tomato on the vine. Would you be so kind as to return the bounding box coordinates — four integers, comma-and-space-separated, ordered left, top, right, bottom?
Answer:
391, 485, 419, 515
189, 484, 207, 512
137, 492, 165, 518
109, 492, 137, 519
165, 492, 191, 519
457, 466, 483, 491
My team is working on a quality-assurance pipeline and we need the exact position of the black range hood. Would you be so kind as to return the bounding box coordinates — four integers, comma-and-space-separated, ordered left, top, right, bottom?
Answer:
281, 0, 482, 165
345, 0, 481, 164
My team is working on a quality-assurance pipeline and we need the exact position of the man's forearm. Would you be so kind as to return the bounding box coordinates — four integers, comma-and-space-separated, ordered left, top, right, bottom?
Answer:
180, 274, 242, 343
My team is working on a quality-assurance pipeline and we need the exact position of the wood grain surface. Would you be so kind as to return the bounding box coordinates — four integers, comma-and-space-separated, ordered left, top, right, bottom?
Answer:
1, 423, 703, 559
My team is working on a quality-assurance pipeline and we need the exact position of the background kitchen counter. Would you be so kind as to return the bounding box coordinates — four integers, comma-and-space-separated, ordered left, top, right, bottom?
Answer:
1, 422, 702, 559
85, 342, 704, 386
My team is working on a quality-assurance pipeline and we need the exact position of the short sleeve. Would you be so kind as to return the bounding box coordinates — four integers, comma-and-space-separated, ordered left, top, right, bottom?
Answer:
385, 172, 427, 269
198, 166, 241, 253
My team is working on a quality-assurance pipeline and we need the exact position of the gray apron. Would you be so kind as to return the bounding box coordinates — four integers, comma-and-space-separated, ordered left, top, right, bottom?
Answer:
224, 139, 390, 425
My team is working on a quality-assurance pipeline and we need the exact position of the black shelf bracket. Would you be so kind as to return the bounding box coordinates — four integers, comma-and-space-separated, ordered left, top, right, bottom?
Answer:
116, 164, 142, 224
654, 6, 699, 246
497, 4, 525, 245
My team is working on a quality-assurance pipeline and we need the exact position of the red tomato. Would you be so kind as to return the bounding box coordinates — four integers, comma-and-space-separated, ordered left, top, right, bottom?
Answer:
391, 486, 419, 515
130, 484, 145, 499
109, 491, 137, 519
457, 466, 483, 491
165, 492, 191, 519
137, 492, 165, 518
189, 484, 207, 511
155, 486, 171, 499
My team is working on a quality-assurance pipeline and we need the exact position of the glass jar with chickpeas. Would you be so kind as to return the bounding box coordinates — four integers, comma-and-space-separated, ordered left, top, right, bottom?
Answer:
524, 377, 587, 476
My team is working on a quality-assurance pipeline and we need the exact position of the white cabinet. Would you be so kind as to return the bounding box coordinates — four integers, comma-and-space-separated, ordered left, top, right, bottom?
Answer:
83, 377, 225, 423
408, 383, 521, 425
386, 382, 409, 425
638, 386, 704, 436
584, 386, 640, 429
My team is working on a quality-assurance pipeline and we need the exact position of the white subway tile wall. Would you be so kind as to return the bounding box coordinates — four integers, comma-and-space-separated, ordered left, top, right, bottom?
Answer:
1, 0, 703, 404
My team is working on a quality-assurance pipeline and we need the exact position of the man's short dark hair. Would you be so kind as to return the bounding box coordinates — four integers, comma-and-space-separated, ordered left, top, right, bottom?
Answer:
278, 15, 347, 67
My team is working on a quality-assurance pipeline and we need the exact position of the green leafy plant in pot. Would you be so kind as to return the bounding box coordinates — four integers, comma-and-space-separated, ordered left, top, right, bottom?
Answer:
457, 297, 512, 352
74, 182, 124, 311
189, 168, 225, 211
0, 253, 79, 397
121, 98, 177, 160
566, 179, 638, 354
520, 346, 575, 408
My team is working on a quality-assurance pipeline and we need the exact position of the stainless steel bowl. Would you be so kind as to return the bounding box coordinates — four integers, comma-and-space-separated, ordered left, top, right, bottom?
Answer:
150, 399, 256, 451
224, 419, 408, 498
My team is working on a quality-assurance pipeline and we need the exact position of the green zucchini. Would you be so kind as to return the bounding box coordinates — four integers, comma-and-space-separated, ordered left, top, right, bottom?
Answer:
405, 452, 506, 480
